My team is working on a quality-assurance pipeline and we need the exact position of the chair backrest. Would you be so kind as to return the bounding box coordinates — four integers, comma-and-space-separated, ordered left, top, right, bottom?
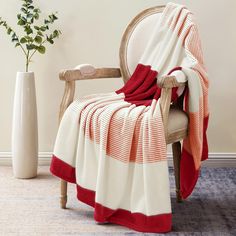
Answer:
119, 6, 165, 83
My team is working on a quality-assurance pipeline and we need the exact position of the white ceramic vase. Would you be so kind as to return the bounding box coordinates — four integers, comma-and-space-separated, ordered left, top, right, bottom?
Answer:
12, 72, 38, 178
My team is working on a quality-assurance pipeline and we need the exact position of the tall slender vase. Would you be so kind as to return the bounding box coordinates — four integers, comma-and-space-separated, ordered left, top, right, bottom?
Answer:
12, 72, 38, 178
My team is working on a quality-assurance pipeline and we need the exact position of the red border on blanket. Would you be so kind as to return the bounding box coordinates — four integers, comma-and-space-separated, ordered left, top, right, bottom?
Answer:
50, 155, 76, 183
50, 155, 172, 233
180, 148, 200, 199
77, 184, 172, 233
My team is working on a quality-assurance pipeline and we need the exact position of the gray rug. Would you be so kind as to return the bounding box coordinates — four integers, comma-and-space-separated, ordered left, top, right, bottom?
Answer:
0, 166, 235, 236
169, 168, 236, 236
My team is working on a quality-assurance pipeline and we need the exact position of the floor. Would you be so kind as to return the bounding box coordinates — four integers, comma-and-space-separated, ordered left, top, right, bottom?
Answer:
0, 166, 235, 236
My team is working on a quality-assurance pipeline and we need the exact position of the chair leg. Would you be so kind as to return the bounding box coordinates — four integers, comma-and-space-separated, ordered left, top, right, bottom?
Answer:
172, 141, 182, 203
60, 179, 68, 209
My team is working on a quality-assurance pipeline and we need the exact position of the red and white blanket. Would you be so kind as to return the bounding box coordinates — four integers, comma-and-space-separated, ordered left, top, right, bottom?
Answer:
50, 3, 209, 233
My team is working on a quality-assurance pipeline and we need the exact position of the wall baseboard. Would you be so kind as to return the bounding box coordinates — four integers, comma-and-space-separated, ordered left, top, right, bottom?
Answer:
0, 152, 235, 167
0, 152, 52, 166
167, 153, 236, 167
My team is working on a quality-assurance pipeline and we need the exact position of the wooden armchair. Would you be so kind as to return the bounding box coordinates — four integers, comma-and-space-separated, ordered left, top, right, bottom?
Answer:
57, 5, 188, 209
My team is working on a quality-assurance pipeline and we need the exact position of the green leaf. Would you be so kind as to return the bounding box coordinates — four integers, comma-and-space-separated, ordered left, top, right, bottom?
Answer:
52, 14, 58, 20
53, 30, 61, 39
27, 13, 33, 18
34, 35, 42, 44
25, 36, 32, 41
37, 31, 43, 36
47, 37, 54, 44
52, 30, 57, 38
46, 35, 54, 44
24, 26, 33, 35
12, 37, 18, 42
17, 14, 21, 20
20, 37, 27, 43
26, 44, 35, 50
11, 33, 19, 43
37, 45, 46, 54
34, 13, 39, 20
7, 28, 12, 35
15, 43, 20, 47
21, 16, 27, 21
18, 19, 26, 26
33, 8, 40, 13
21, 8, 27, 14
40, 26, 47, 32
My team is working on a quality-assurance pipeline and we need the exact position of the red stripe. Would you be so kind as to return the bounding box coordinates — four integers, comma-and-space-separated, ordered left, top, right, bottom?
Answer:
50, 155, 76, 183
116, 64, 184, 106
50, 156, 172, 233
77, 185, 172, 233
180, 148, 199, 199
116, 64, 152, 94
168, 66, 182, 74
76, 184, 95, 207
201, 115, 209, 161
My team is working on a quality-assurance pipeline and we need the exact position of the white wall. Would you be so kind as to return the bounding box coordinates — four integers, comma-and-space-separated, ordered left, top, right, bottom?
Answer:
0, 0, 235, 156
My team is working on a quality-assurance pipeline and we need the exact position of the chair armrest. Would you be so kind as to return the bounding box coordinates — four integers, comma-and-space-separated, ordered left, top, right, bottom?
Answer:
59, 64, 121, 81
157, 75, 186, 88
158, 75, 186, 140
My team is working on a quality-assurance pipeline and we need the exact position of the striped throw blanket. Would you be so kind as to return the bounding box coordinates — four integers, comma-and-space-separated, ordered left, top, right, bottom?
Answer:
50, 2, 209, 233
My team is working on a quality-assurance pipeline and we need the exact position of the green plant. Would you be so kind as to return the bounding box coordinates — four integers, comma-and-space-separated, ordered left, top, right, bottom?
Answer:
0, 0, 61, 72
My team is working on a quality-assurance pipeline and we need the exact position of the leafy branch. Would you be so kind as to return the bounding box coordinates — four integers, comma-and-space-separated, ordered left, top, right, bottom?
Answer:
0, 0, 61, 72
